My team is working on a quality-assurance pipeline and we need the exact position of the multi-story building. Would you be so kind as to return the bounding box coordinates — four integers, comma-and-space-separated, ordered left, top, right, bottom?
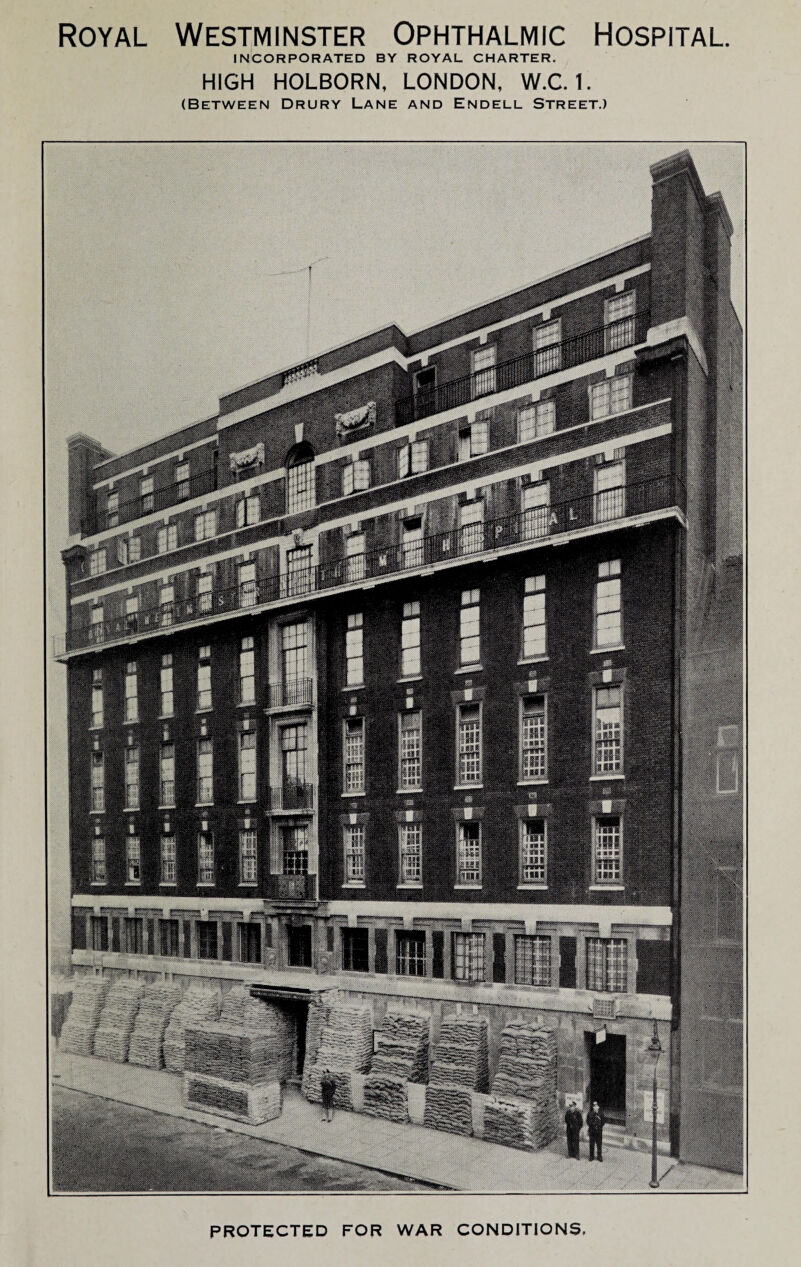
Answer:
56, 151, 743, 1164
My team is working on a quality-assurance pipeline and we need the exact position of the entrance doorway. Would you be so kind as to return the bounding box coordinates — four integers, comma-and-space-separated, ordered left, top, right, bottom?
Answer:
585, 1032, 626, 1124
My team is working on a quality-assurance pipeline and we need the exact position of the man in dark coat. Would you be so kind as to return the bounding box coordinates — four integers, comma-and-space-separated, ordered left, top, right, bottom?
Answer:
564, 1102, 583, 1159
587, 1100, 605, 1161
320, 1068, 336, 1123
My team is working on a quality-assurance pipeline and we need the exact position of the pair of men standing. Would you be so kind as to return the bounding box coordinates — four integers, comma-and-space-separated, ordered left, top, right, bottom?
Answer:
564, 1100, 605, 1160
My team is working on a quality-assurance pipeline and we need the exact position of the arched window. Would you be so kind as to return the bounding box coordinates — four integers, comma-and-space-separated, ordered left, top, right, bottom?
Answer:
286, 443, 315, 515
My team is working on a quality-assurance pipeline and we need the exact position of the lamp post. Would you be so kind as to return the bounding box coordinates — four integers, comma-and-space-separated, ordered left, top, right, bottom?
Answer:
647, 1018, 662, 1189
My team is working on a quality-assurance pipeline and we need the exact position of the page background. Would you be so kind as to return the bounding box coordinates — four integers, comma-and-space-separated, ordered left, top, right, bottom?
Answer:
2, 0, 795, 1260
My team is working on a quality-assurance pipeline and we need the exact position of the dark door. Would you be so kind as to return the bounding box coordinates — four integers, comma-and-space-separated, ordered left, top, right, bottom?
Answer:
586, 1032, 626, 1123
287, 924, 312, 967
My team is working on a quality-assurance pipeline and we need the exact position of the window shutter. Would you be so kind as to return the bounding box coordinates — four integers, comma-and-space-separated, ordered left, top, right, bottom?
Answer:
559, 936, 577, 989
183, 921, 192, 959
374, 927, 388, 974
326, 926, 334, 953
432, 930, 444, 979
222, 923, 233, 962
265, 921, 273, 950
147, 920, 156, 956
492, 932, 507, 983
111, 918, 121, 953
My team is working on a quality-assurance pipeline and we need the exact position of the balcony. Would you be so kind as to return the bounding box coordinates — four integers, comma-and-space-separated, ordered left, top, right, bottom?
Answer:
396, 310, 650, 426
265, 872, 317, 902
269, 783, 315, 812
58, 472, 683, 655
83, 467, 217, 537
267, 679, 314, 709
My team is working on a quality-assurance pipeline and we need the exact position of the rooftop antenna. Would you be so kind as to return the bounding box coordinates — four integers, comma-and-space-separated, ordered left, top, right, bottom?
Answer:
267, 256, 329, 359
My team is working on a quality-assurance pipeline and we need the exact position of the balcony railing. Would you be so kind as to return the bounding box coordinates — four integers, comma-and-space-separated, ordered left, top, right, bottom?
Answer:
58, 472, 683, 655
396, 310, 650, 426
265, 873, 317, 902
269, 783, 315, 812
267, 679, 314, 709
83, 467, 217, 536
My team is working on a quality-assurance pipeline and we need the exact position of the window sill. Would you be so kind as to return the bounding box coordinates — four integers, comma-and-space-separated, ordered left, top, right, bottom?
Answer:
342, 790, 366, 798
90, 882, 107, 887
89, 724, 105, 732
238, 700, 257, 709
454, 884, 483, 891
342, 882, 366, 889
396, 787, 423, 795
454, 784, 483, 792
590, 644, 625, 655
123, 718, 140, 726
342, 683, 365, 692
196, 882, 216, 888
124, 882, 142, 888
195, 708, 213, 715
589, 884, 625, 891
454, 664, 484, 676
397, 675, 423, 684
517, 778, 548, 787
517, 884, 548, 891
517, 656, 549, 667
158, 805, 176, 811
159, 714, 175, 721
195, 803, 215, 809
589, 773, 625, 781
159, 882, 177, 888
237, 799, 258, 806
90, 810, 105, 816
396, 883, 423, 890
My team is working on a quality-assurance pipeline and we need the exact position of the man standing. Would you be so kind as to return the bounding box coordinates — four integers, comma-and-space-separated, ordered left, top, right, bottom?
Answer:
587, 1100, 605, 1161
564, 1100, 583, 1159
320, 1068, 336, 1123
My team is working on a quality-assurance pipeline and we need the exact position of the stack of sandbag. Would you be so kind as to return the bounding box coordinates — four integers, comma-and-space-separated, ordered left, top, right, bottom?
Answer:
300, 991, 342, 1097
424, 1014, 489, 1136
127, 982, 183, 1069
482, 1024, 559, 1151
371, 1010, 430, 1082
483, 1097, 537, 1150
163, 983, 222, 1073
216, 988, 295, 1082
305, 1002, 373, 1109
183, 1072, 282, 1125
362, 1010, 431, 1122
92, 979, 146, 1062
184, 1025, 280, 1083
59, 977, 110, 1056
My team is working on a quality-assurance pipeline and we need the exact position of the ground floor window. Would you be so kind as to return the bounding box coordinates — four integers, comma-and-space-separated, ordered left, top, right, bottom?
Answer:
91, 915, 108, 952
396, 931, 426, 977
124, 916, 143, 955
159, 918, 179, 957
287, 924, 312, 968
197, 920, 218, 960
342, 927, 369, 972
452, 931, 485, 982
514, 934, 552, 986
586, 937, 628, 993
239, 921, 262, 964
282, 823, 309, 876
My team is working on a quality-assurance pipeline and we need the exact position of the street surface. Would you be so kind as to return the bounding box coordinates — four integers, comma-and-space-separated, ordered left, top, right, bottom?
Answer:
51, 1086, 431, 1192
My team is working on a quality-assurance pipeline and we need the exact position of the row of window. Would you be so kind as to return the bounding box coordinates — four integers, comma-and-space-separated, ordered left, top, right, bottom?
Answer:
80, 906, 632, 994
88, 567, 621, 728
91, 437, 632, 579
87, 812, 624, 890
89, 671, 621, 815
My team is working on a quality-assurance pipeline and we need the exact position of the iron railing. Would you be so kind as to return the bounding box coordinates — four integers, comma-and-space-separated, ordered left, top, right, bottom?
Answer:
83, 467, 217, 536
267, 679, 314, 709
265, 873, 317, 901
58, 472, 683, 655
396, 310, 650, 426
269, 783, 315, 812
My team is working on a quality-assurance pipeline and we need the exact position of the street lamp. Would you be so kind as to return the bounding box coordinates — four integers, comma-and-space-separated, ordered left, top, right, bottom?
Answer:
647, 1018, 662, 1189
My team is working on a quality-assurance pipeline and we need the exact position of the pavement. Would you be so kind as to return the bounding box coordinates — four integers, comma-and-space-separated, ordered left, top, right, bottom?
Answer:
52, 1047, 743, 1194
